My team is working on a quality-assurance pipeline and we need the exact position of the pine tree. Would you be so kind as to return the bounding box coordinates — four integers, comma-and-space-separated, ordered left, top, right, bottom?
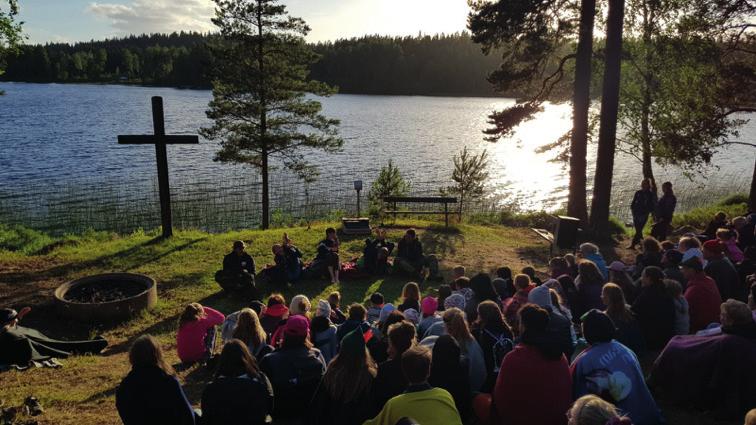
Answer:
447, 147, 490, 217
201, 0, 343, 229
0, 0, 22, 90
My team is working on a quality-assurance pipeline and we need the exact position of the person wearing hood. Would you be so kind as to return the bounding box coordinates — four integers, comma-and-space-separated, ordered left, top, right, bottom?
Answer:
260, 294, 289, 340
703, 239, 742, 302
429, 335, 472, 422
571, 310, 665, 425
682, 257, 722, 333
311, 300, 338, 364
579, 243, 609, 280
0, 306, 107, 367
528, 284, 576, 360
371, 307, 403, 363
310, 329, 380, 425
491, 304, 572, 425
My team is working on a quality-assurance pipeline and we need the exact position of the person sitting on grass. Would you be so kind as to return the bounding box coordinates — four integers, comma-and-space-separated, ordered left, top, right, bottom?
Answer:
398, 282, 421, 312
666, 279, 690, 336
176, 302, 225, 365
367, 292, 385, 324
429, 335, 473, 422
312, 301, 339, 365
579, 243, 609, 280
571, 310, 664, 425
271, 294, 311, 347
472, 300, 514, 393
373, 321, 417, 407
528, 284, 577, 360
682, 256, 723, 333
394, 229, 439, 280
308, 227, 341, 284
567, 395, 632, 425
116, 335, 195, 425
0, 306, 107, 367
260, 294, 288, 339
633, 237, 663, 279
310, 329, 380, 425
574, 261, 607, 320
266, 233, 303, 285
602, 283, 645, 354
215, 240, 257, 294
703, 239, 742, 302
608, 261, 638, 304
437, 284, 453, 312
336, 303, 372, 344
718, 228, 745, 264
453, 276, 474, 303
221, 300, 265, 345
364, 345, 463, 425
319, 292, 342, 325
521, 266, 543, 286
662, 249, 686, 288
704, 211, 729, 240
200, 340, 273, 425
439, 307, 487, 392
363, 228, 395, 275
503, 274, 533, 334
260, 315, 326, 424
418, 296, 441, 337
631, 266, 675, 350
229, 308, 273, 361
451, 265, 466, 285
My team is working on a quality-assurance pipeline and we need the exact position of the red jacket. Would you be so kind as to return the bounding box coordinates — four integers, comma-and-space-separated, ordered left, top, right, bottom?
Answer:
684, 273, 721, 333
493, 344, 572, 425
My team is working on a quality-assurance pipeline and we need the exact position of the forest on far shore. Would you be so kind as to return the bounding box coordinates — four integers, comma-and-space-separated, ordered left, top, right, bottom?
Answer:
0, 32, 512, 97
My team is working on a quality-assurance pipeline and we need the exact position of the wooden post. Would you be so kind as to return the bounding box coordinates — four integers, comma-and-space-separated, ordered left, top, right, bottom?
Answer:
118, 96, 199, 239
444, 201, 449, 228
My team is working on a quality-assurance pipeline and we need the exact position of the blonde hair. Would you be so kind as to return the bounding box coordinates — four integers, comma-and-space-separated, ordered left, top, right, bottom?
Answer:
443, 308, 473, 344
179, 303, 205, 328
232, 308, 267, 349
568, 395, 625, 425
290, 295, 311, 316
745, 408, 756, 425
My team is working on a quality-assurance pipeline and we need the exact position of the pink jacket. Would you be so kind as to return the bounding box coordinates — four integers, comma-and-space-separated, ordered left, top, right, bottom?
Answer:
723, 239, 744, 263
176, 306, 225, 363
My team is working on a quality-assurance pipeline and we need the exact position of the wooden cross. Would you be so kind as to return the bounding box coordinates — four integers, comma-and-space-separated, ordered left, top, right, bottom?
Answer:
118, 96, 199, 238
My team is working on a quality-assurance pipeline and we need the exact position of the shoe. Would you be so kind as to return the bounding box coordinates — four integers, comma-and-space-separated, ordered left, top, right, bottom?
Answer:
23, 397, 43, 416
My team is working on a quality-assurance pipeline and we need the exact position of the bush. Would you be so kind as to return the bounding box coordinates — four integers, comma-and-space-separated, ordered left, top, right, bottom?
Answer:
368, 160, 410, 217
0, 224, 56, 255
718, 193, 748, 206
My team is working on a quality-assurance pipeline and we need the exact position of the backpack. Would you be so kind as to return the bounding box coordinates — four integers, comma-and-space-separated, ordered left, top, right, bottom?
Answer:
484, 328, 513, 374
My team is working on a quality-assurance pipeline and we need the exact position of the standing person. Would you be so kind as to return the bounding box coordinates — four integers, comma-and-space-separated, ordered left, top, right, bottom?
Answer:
398, 282, 421, 312
230, 308, 273, 361
472, 301, 514, 393
116, 335, 195, 425
176, 303, 225, 365
429, 335, 472, 422
307, 227, 341, 284
215, 240, 257, 294
652, 181, 677, 241
629, 178, 657, 249
491, 304, 572, 425
373, 321, 417, 407
364, 345, 463, 425
571, 310, 664, 425
442, 308, 487, 392
363, 228, 395, 275
394, 229, 439, 280
200, 340, 273, 425
631, 266, 675, 350
259, 316, 326, 424
602, 283, 645, 354
310, 330, 379, 425
681, 257, 722, 332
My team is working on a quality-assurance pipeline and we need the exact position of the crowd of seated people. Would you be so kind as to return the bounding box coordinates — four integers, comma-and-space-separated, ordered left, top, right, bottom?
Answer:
112, 212, 756, 424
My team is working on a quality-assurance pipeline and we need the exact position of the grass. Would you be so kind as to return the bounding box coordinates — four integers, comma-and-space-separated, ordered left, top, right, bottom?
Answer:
672, 194, 749, 230
0, 219, 554, 425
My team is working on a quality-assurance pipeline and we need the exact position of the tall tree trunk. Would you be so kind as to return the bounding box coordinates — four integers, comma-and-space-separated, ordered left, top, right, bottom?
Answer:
750, 156, 756, 212
568, 0, 595, 224
257, 2, 270, 229
640, 0, 654, 181
261, 150, 270, 229
590, 0, 626, 234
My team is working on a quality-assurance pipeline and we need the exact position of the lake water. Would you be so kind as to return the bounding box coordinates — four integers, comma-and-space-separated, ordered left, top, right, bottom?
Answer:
0, 82, 753, 233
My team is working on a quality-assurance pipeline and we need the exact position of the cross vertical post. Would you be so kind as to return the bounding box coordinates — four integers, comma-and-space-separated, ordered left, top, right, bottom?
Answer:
151, 97, 172, 238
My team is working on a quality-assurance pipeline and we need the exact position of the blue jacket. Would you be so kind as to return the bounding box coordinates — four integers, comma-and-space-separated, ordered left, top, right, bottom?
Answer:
116, 366, 195, 425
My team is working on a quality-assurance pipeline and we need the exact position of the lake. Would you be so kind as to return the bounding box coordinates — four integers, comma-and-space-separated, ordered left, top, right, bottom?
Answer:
0, 82, 752, 233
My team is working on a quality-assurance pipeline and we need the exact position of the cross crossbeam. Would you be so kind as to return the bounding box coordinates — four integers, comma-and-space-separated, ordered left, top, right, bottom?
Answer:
117, 96, 199, 238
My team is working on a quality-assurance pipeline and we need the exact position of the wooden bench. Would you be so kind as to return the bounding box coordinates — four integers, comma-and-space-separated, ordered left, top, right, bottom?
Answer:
383, 196, 458, 227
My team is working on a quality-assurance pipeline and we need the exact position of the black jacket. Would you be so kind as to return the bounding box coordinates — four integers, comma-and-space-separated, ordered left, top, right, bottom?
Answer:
115, 366, 195, 425
259, 347, 326, 422
473, 323, 513, 393
655, 193, 677, 221
397, 238, 424, 263
310, 379, 379, 425
363, 238, 395, 272
372, 357, 408, 407
706, 258, 743, 302
200, 373, 273, 425
223, 252, 255, 275
631, 189, 657, 217
631, 283, 675, 350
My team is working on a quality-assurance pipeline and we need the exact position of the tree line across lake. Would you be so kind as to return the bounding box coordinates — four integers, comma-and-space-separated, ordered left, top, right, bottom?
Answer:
0, 31, 509, 97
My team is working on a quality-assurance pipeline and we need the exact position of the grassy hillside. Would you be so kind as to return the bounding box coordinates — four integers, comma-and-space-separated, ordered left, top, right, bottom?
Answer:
0, 220, 552, 424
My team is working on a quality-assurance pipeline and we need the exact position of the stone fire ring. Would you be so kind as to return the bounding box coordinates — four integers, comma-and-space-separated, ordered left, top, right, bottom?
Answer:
54, 273, 158, 323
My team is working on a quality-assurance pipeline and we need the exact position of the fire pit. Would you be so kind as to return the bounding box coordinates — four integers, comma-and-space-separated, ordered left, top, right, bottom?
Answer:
54, 273, 157, 322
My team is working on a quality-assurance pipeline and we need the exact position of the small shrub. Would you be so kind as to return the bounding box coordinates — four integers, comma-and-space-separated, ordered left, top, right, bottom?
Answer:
0, 224, 56, 255
718, 193, 748, 206
368, 160, 410, 217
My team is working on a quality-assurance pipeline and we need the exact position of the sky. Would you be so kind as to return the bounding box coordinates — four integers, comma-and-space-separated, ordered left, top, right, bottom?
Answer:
17, 0, 472, 44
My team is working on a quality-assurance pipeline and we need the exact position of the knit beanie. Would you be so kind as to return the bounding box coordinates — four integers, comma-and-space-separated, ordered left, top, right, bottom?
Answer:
421, 296, 438, 316
527, 284, 552, 309
316, 299, 332, 318
379, 303, 396, 323
444, 293, 466, 311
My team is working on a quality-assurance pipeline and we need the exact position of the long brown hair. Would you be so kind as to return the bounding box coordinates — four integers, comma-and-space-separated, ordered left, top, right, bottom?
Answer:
475, 300, 509, 332
216, 339, 261, 378
578, 261, 605, 286
402, 282, 420, 302
129, 335, 174, 376
602, 283, 634, 324
443, 308, 473, 344
322, 346, 377, 402
179, 303, 205, 328
232, 308, 267, 349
